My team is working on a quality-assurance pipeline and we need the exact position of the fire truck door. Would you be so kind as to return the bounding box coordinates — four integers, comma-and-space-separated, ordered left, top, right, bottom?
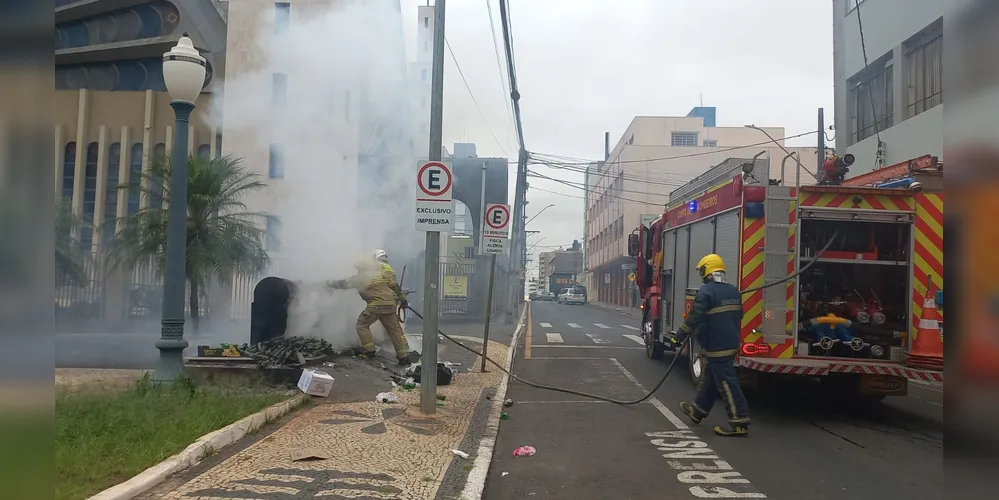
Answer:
661, 230, 676, 331
688, 220, 714, 289
672, 227, 690, 334
714, 211, 741, 282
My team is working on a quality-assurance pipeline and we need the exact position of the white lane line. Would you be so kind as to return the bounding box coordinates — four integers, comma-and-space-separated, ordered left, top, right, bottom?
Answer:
545, 333, 564, 344
621, 324, 640, 330
567, 323, 583, 328
539, 322, 553, 328
623, 334, 646, 345
593, 323, 613, 329
527, 357, 608, 360
518, 400, 615, 404
533, 345, 644, 350
609, 358, 689, 430
586, 334, 611, 344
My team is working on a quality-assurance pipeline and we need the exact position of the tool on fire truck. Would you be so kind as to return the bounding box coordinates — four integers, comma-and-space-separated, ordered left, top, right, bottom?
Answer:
818, 152, 855, 185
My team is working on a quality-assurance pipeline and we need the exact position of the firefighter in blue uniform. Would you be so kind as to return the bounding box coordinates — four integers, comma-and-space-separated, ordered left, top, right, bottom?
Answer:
675, 253, 751, 437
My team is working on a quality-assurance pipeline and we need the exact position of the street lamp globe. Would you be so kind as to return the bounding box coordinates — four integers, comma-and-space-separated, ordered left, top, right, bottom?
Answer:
162, 35, 207, 103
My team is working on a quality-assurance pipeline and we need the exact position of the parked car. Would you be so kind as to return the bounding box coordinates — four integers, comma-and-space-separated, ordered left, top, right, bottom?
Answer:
570, 285, 588, 304
557, 288, 570, 304
541, 291, 555, 301
563, 287, 586, 305
529, 292, 541, 301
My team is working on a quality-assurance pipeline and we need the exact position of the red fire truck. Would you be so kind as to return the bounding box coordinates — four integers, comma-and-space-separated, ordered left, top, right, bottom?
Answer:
629, 155, 944, 399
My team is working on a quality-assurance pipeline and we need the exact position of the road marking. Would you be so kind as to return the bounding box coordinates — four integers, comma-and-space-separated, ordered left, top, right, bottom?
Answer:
532, 345, 644, 350
622, 325, 640, 330
624, 334, 646, 345
608, 358, 688, 430
586, 334, 611, 344
567, 323, 582, 328
546, 333, 564, 344
612, 356, 769, 498
524, 307, 533, 360
593, 323, 613, 329
539, 322, 552, 328
527, 356, 608, 360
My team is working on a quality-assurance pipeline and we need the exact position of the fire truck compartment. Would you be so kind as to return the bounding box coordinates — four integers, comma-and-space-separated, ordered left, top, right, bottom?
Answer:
796, 217, 912, 362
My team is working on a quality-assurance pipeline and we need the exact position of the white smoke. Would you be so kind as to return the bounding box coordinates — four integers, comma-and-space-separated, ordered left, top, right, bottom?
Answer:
215, 0, 423, 352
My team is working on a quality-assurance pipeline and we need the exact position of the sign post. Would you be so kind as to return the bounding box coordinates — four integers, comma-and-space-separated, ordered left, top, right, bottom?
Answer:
417, 0, 447, 416
479, 202, 511, 373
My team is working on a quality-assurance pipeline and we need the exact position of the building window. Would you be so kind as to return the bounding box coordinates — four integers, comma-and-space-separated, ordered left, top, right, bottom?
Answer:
272, 73, 287, 106
424, 16, 428, 28
62, 142, 76, 201
904, 19, 943, 118
81, 142, 99, 250
265, 215, 282, 251
103, 142, 121, 244
127, 143, 143, 216
848, 52, 893, 144
703, 139, 718, 147
197, 144, 211, 160
627, 134, 634, 145
150, 143, 166, 210
671, 132, 698, 147
269, 144, 284, 179
421, 69, 427, 82
274, 2, 291, 35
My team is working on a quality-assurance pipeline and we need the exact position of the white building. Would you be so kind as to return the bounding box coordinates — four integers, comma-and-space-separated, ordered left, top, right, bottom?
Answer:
585, 108, 818, 308
832, 0, 943, 173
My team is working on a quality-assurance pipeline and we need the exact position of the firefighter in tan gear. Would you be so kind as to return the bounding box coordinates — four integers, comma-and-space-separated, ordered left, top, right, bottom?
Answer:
327, 249, 412, 365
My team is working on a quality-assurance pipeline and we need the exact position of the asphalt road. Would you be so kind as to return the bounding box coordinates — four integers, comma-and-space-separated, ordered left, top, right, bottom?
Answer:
483, 301, 943, 500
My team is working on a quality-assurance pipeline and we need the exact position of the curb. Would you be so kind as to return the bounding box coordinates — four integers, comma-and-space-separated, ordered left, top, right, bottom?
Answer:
88, 394, 310, 500
458, 303, 528, 500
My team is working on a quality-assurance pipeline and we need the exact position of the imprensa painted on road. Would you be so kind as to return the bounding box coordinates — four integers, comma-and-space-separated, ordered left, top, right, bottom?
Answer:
645, 430, 767, 498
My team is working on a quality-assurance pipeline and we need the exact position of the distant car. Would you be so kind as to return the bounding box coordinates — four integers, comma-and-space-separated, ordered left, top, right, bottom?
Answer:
557, 288, 570, 304
529, 292, 541, 301
541, 291, 555, 301
563, 288, 586, 305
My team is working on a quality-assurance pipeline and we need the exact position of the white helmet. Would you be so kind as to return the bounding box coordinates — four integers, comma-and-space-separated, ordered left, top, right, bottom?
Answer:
372, 249, 388, 262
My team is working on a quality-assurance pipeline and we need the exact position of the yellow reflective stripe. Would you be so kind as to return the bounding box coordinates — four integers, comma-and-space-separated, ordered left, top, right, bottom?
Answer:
703, 348, 739, 358
707, 305, 741, 315
679, 323, 693, 334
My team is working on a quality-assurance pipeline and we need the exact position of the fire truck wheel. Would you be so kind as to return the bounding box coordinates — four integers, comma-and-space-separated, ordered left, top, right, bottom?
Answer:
688, 336, 707, 388
644, 321, 665, 359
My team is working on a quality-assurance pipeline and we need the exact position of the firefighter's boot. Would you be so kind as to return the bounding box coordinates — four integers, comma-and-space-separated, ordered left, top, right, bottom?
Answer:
713, 424, 749, 437
679, 402, 706, 424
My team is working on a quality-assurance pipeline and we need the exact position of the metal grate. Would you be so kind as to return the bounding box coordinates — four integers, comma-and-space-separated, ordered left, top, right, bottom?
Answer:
766, 197, 792, 218
764, 226, 790, 253
764, 286, 786, 308
762, 309, 789, 337
764, 252, 789, 278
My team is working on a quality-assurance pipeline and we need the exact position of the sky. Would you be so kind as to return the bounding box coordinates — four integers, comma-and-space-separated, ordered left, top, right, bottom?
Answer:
400, 0, 835, 275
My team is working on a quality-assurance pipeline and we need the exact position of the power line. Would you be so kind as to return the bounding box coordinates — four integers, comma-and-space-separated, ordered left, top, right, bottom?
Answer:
529, 174, 665, 206
485, 0, 517, 136
528, 169, 683, 199
444, 37, 510, 157
854, 0, 882, 145
529, 158, 691, 188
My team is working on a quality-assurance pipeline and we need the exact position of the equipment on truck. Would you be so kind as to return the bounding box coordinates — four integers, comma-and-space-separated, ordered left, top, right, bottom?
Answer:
629, 154, 944, 400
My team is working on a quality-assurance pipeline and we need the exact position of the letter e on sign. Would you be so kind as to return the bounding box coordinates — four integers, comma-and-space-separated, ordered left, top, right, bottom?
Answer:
416, 161, 453, 202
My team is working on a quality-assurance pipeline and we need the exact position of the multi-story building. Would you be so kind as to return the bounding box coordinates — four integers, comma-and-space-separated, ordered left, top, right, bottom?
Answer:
54, 0, 412, 329
538, 242, 583, 292
585, 108, 818, 308
832, 0, 943, 174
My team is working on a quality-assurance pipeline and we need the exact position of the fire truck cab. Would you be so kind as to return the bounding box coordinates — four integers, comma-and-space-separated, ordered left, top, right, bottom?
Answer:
628, 155, 944, 400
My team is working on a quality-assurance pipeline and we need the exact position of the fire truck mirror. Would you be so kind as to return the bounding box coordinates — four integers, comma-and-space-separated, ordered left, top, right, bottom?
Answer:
627, 233, 639, 257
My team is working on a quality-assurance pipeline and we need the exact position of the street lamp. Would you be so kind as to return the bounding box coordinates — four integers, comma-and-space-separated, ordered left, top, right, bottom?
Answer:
153, 34, 207, 383
525, 203, 555, 226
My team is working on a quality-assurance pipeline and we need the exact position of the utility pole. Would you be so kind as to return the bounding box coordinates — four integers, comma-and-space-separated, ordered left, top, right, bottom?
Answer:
817, 108, 825, 170
479, 162, 495, 373
420, 0, 446, 415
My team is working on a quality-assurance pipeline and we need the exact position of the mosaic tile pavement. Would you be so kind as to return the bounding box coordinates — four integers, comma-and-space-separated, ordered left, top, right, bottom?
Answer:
141, 339, 509, 500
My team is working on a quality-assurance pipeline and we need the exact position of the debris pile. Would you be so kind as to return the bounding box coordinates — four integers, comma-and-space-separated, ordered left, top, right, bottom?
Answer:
240, 336, 336, 369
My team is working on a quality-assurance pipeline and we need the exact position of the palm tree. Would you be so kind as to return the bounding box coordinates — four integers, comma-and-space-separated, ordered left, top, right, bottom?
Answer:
106, 154, 270, 333
55, 197, 89, 287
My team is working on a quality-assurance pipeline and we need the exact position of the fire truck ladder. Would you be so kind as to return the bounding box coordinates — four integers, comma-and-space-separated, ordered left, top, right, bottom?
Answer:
761, 184, 795, 345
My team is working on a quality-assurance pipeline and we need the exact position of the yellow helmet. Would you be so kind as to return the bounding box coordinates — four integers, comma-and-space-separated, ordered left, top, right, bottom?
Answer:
695, 254, 726, 281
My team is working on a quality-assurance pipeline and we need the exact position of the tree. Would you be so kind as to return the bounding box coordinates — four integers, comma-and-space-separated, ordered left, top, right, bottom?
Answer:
106, 154, 270, 333
55, 197, 89, 287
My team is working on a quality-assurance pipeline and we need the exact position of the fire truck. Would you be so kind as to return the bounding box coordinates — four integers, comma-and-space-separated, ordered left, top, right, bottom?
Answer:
629, 154, 944, 399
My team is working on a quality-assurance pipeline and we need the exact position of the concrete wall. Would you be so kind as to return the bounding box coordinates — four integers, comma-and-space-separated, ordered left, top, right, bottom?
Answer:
833, 0, 945, 172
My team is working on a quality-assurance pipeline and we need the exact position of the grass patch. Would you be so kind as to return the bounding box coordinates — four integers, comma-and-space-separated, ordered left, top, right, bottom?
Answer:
56, 374, 289, 500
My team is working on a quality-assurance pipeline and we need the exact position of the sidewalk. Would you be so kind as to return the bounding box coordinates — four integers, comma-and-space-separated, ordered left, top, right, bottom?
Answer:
587, 300, 642, 319
138, 323, 518, 500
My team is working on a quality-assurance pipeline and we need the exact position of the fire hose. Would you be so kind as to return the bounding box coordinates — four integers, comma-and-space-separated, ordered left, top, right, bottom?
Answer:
401, 233, 839, 406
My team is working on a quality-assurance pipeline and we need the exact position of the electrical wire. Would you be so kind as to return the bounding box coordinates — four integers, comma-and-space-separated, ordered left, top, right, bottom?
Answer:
405, 233, 840, 406
853, 0, 882, 144
485, 0, 517, 139
444, 37, 511, 158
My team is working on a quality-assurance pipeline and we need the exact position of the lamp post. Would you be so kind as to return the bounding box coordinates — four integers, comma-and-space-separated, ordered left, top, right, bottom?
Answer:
153, 35, 207, 383
525, 204, 555, 226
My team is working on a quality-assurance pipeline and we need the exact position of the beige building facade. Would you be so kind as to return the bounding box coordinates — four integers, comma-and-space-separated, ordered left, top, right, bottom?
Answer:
585, 111, 818, 307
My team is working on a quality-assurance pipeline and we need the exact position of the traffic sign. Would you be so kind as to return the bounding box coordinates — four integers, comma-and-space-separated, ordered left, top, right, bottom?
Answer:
628, 272, 636, 282
480, 203, 511, 255
415, 161, 455, 232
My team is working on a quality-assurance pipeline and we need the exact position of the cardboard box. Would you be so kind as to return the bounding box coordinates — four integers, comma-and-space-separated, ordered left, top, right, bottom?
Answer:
297, 369, 335, 397
197, 345, 247, 358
